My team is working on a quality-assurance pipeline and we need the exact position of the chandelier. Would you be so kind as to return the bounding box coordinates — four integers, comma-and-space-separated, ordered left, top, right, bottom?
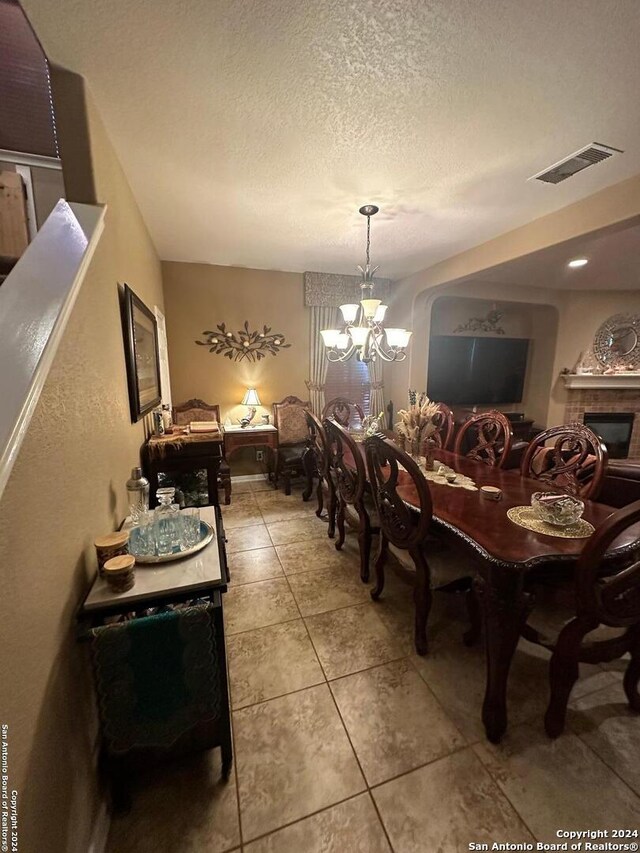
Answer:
320, 205, 412, 363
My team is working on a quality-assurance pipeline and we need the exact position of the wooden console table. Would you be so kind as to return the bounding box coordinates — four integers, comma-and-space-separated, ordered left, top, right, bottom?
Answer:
223, 424, 278, 461
143, 430, 227, 507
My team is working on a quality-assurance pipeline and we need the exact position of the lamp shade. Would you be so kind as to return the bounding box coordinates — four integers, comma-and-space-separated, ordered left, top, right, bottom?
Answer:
339, 303, 359, 324
242, 388, 261, 406
320, 329, 340, 348
385, 328, 412, 348
350, 326, 370, 348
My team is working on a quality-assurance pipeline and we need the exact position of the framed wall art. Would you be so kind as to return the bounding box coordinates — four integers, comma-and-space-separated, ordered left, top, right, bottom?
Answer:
122, 284, 161, 421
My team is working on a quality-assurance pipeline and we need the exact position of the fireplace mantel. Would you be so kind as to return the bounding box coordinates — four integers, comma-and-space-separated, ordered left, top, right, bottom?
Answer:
563, 373, 640, 390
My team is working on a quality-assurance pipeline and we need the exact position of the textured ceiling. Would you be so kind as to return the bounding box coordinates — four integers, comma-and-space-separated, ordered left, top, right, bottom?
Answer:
458, 220, 640, 292
21, 0, 640, 279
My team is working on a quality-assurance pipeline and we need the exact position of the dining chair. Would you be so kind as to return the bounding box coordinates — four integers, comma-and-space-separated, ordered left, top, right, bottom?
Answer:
302, 410, 336, 536
271, 395, 311, 494
324, 418, 379, 582
521, 499, 640, 737
171, 398, 231, 504
322, 397, 365, 429
432, 402, 455, 450
453, 411, 513, 468
520, 422, 608, 500
364, 434, 480, 655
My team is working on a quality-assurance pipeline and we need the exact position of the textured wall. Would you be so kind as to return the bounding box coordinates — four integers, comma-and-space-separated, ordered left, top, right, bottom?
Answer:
0, 75, 163, 852
548, 290, 640, 426
163, 262, 309, 474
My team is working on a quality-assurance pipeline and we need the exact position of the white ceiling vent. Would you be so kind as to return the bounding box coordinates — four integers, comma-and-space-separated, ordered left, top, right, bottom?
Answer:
529, 143, 623, 185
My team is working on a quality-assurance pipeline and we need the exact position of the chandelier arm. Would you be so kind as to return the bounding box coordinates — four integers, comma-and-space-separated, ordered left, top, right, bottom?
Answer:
371, 334, 407, 363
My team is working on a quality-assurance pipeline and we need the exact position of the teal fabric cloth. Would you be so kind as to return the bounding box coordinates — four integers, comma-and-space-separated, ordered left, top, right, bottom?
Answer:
89, 604, 221, 754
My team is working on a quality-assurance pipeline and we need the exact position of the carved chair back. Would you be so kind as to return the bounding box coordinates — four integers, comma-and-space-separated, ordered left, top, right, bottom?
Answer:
273, 396, 311, 446
324, 418, 366, 507
365, 435, 433, 551
432, 402, 455, 450
521, 423, 608, 500
453, 411, 513, 468
305, 410, 329, 477
322, 397, 365, 429
575, 499, 640, 629
173, 399, 221, 425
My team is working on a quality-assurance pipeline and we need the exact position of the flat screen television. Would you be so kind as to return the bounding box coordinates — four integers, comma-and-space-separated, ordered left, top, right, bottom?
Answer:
427, 336, 530, 405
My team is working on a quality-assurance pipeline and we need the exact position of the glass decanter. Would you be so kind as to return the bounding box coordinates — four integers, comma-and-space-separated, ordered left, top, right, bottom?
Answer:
154, 488, 179, 555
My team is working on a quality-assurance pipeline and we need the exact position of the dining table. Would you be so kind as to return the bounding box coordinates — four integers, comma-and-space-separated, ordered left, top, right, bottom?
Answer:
350, 443, 640, 743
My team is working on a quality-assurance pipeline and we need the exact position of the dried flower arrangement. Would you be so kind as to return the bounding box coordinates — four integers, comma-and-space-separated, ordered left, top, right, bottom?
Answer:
395, 391, 440, 449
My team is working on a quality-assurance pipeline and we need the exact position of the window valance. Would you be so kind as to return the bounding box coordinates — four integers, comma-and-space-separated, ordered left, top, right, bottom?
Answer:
304, 271, 391, 308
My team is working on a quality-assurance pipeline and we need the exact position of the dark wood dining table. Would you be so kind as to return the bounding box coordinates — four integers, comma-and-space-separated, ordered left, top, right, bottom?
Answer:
352, 444, 640, 743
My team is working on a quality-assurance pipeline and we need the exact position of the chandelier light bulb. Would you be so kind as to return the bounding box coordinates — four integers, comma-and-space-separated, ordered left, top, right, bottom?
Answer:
320, 329, 341, 347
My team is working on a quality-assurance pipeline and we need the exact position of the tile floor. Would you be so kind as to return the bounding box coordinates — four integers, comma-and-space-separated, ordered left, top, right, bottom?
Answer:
107, 479, 640, 852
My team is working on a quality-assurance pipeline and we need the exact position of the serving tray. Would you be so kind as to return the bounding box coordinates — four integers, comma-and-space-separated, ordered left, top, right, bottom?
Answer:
130, 520, 214, 565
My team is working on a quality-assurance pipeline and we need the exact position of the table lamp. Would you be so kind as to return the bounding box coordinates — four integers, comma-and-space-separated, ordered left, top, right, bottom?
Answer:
240, 388, 260, 427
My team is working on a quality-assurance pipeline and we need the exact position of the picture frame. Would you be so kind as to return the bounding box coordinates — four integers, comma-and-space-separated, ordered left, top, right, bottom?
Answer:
122, 284, 161, 422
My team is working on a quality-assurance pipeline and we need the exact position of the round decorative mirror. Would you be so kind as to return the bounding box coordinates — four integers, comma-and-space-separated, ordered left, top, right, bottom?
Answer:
593, 314, 640, 370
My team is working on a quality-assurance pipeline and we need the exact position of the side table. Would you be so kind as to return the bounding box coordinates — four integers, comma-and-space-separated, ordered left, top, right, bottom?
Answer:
79, 506, 232, 810
223, 425, 278, 480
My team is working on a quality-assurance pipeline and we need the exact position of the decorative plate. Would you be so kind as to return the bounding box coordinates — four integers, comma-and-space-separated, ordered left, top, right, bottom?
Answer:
130, 520, 214, 564
593, 313, 640, 370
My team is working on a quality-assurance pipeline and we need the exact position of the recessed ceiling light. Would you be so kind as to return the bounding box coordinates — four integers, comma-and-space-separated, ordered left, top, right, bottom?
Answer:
568, 257, 589, 268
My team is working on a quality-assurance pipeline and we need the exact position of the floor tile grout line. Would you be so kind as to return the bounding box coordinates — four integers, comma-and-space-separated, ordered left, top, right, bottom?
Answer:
566, 717, 640, 802
238, 791, 386, 849
323, 679, 396, 851
231, 676, 328, 714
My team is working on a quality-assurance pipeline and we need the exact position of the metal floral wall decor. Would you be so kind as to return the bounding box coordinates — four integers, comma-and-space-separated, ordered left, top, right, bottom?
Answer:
195, 322, 291, 362
453, 308, 505, 335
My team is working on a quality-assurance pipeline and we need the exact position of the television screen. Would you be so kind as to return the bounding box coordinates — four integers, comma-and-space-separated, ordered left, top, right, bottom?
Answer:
427, 336, 530, 405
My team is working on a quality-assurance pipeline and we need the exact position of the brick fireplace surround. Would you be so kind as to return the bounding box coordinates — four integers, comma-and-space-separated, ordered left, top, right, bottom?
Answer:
564, 389, 640, 459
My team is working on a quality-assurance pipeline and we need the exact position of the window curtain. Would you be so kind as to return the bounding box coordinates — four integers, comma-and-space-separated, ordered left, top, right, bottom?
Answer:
307, 306, 337, 416
368, 358, 384, 419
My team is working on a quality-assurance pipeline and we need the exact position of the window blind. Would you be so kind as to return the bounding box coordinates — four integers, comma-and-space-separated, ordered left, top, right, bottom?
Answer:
0, 0, 58, 157
324, 359, 371, 420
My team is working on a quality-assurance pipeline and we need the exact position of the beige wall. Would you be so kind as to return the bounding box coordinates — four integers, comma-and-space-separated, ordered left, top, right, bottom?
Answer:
387, 174, 640, 409
0, 72, 163, 853
548, 289, 640, 425
163, 262, 309, 470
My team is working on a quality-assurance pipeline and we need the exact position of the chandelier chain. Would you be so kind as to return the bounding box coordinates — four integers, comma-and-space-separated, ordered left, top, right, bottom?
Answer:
366, 214, 371, 268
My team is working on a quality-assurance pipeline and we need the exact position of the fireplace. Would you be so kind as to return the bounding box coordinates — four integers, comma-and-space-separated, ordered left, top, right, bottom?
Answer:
583, 412, 635, 459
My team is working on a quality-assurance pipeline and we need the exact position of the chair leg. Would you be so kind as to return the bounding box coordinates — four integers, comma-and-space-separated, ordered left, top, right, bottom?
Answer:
283, 470, 292, 496
544, 618, 594, 738
335, 499, 346, 550
327, 480, 336, 538
302, 449, 314, 502
315, 477, 324, 518
357, 503, 371, 583
623, 628, 640, 712
371, 534, 388, 600
463, 585, 482, 647
410, 547, 432, 656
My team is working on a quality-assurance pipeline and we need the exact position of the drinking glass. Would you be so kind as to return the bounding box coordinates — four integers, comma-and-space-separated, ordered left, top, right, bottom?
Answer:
181, 507, 201, 549
130, 507, 154, 556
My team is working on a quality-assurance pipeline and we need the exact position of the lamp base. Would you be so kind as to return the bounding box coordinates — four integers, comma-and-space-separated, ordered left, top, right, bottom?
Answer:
240, 407, 257, 428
